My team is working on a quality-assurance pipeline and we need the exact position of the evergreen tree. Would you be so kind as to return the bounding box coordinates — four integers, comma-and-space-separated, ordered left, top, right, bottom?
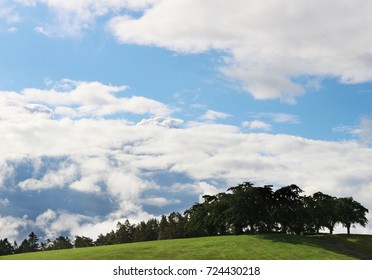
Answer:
51, 236, 73, 250
0, 238, 14, 256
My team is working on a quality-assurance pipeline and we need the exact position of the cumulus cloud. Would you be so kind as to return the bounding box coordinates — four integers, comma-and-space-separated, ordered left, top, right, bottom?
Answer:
136, 117, 183, 128
0, 215, 29, 241
107, 0, 372, 102
1, 81, 372, 240
9, 1, 372, 101
18, 161, 78, 190
0, 79, 171, 121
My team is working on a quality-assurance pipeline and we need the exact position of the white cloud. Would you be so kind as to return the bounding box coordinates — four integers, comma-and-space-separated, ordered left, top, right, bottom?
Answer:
359, 118, 372, 146
0, 198, 10, 206
249, 112, 300, 124
0, 2, 21, 25
200, 110, 231, 121
0, 215, 28, 241
0, 79, 171, 120
0, 160, 13, 187
136, 117, 183, 128
242, 120, 272, 131
18, 161, 77, 190
141, 197, 181, 207
107, 0, 372, 102
28, 0, 159, 37
333, 117, 372, 146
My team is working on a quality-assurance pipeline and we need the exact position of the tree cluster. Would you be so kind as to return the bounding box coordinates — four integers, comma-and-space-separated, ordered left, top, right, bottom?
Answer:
185, 182, 369, 236
0, 182, 369, 257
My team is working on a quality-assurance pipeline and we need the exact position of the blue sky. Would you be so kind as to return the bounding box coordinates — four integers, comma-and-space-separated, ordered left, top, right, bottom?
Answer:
1, 0, 372, 241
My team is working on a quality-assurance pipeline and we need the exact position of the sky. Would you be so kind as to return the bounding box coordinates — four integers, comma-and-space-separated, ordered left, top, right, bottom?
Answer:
0, 0, 372, 242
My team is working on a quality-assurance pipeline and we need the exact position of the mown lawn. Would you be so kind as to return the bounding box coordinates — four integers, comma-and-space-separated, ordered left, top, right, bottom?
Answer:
1, 234, 371, 260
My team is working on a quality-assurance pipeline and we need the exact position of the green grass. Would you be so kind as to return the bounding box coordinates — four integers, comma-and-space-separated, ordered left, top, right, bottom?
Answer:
1, 234, 371, 260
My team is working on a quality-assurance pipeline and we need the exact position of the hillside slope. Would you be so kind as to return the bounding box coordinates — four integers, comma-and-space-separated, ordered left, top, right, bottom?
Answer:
1, 234, 371, 260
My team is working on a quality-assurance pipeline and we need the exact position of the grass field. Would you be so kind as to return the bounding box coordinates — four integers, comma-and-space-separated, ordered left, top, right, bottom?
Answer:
1, 234, 371, 260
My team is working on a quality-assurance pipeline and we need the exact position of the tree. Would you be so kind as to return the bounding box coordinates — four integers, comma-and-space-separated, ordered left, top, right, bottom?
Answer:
145, 218, 159, 241
337, 197, 369, 234
17, 239, 31, 254
167, 212, 186, 239
51, 236, 73, 250
116, 220, 134, 244
27, 232, 40, 252
0, 238, 14, 256
16, 232, 40, 253
74, 236, 94, 248
273, 184, 306, 234
226, 182, 255, 234
308, 192, 338, 234
158, 215, 170, 240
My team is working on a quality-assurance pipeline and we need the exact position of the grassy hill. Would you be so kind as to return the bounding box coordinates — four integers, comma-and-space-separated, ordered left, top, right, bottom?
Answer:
1, 234, 371, 260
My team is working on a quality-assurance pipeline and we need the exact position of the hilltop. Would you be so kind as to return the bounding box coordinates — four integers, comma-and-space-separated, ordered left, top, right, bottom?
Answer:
1, 234, 371, 260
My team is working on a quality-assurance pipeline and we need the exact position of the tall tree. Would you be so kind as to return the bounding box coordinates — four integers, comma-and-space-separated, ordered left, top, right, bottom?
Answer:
226, 182, 255, 234
184, 201, 214, 237
274, 184, 305, 234
27, 232, 40, 252
158, 214, 170, 240
337, 197, 369, 234
116, 220, 134, 244
0, 238, 14, 256
308, 192, 339, 234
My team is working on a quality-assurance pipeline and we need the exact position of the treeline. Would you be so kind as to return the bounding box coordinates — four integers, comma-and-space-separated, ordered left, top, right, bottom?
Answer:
0, 182, 369, 256
185, 182, 368, 236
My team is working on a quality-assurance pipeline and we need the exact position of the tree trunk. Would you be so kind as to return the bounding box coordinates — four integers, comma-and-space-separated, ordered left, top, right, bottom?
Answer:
347, 226, 350, 235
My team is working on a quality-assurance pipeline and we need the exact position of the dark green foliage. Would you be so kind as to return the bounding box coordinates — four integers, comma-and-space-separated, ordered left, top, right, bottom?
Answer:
0, 238, 14, 256
184, 182, 369, 236
116, 220, 134, 243
337, 197, 369, 234
50, 236, 73, 250
74, 236, 94, 248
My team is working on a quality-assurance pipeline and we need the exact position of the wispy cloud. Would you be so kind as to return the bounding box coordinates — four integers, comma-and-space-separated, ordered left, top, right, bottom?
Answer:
242, 120, 272, 131
248, 112, 300, 124
200, 110, 232, 121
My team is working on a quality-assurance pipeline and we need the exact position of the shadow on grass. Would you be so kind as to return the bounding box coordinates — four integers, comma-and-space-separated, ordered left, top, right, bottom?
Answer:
256, 233, 371, 260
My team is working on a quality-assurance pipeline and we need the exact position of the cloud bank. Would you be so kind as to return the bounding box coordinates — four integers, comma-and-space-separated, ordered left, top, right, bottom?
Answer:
1, 80, 372, 240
